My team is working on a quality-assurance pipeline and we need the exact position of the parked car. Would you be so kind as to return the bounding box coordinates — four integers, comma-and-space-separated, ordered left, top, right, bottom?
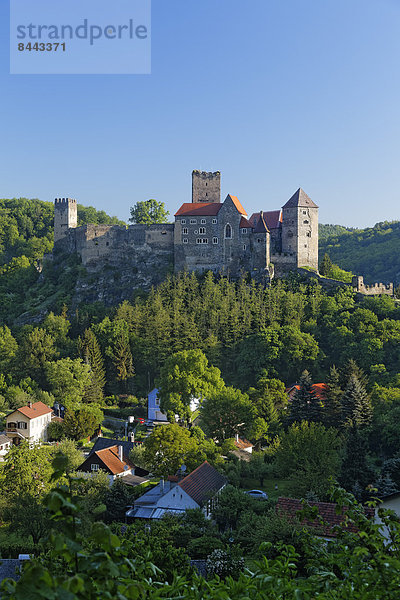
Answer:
245, 489, 268, 500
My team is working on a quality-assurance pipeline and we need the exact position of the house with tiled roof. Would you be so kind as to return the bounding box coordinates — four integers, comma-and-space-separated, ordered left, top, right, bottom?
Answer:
78, 444, 149, 485
277, 497, 374, 539
0, 433, 11, 460
126, 461, 226, 521
5, 401, 54, 445
286, 383, 328, 402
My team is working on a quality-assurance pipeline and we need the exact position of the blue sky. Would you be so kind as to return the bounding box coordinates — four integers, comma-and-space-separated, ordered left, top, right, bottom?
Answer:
1, 0, 400, 227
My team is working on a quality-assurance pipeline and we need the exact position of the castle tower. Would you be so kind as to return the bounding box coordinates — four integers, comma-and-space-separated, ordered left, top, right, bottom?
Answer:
192, 170, 221, 204
54, 198, 77, 242
281, 189, 318, 270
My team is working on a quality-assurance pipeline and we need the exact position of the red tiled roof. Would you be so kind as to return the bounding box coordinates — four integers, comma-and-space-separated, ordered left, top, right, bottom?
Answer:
239, 216, 253, 229
286, 383, 327, 401
250, 210, 282, 230
277, 497, 374, 538
179, 461, 226, 506
282, 188, 318, 209
95, 445, 133, 476
15, 402, 52, 419
234, 438, 253, 450
225, 194, 247, 216
175, 203, 222, 217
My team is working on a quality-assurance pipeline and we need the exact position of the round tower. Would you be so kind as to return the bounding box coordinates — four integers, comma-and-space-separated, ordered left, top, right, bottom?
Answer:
54, 198, 78, 242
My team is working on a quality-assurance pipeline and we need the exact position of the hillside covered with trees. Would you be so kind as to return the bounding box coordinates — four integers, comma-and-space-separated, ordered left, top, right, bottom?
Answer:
319, 221, 400, 285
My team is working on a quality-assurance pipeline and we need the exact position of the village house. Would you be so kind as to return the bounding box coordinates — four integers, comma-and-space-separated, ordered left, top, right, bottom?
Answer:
78, 444, 149, 486
0, 433, 12, 460
5, 401, 53, 445
126, 461, 226, 521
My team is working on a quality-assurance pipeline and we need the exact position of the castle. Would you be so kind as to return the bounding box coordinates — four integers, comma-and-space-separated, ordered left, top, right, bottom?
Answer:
54, 170, 319, 281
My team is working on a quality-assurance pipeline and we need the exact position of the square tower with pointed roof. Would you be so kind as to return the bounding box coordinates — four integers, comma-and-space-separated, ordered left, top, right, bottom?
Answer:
281, 188, 319, 271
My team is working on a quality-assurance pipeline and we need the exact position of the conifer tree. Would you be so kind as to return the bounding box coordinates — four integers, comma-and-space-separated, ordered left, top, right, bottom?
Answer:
78, 329, 106, 402
340, 427, 374, 500
319, 253, 333, 277
110, 333, 134, 391
340, 373, 372, 427
287, 370, 322, 425
321, 366, 342, 428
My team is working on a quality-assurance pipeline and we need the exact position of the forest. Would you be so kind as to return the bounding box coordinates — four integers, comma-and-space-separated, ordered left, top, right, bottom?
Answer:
319, 221, 400, 285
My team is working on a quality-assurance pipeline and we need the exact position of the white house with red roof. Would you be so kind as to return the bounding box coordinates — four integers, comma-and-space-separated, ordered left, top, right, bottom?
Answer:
5, 401, 53, 445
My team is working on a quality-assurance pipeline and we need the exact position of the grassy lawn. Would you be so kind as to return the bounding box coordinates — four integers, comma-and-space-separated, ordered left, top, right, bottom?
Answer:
240, 477, 292, 501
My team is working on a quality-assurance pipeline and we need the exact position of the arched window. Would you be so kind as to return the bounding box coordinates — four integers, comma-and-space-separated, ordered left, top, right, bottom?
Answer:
225, 224, 232, 239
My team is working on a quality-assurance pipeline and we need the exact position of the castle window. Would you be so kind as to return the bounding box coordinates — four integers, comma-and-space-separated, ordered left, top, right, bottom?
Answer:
181, 219, 186, 224
303, 220, 309, 224
182, 228, 188, 234
304, 244, 307, 248
206, 193, 208, 197
213, 237, 218, 244
183, 238, 188, 244
257, 238, 262, 243
288, 231, 293, 238
190, 219, 197, 224
243, 244, 247, 250
212, 218, 217, 224
199, 227, 206, 234
106, 242, 109, 246
201, 219, 206, 224
196, 238, 201, 244
225, 224, 232, 239
241, 228, 247, 234
303, 211, 307, 215
306, 231, 311, 237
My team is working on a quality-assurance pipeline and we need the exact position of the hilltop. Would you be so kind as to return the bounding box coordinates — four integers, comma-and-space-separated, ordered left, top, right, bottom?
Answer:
319, 221, 400, 285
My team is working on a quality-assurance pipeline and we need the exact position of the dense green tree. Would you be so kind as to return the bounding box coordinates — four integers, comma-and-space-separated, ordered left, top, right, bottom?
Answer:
143, 423, 200, 477
2, 443, 53, 500
109, 332, 134, 391
319, 253, 333, 277
158, 349, 225, 421
17, 327, 57, 385
63, 405, 104, 440
129, 199, 170, 225
340, 427, 374, 500
275, 421, 342, 499
46, 358, 92, 408
321, 366, 342, 428
200, 386, 259, 441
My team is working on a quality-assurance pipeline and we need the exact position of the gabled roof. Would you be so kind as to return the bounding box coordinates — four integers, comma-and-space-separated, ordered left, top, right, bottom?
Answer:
286, 383, 327, 401
90, 437, 134, 458
225, 194, 247, 216
9, 402, 52, 420
282, 188, 318, 209
95, 445, 134, 475
250, 210, 282, 230
254, 212, 270, 233
239, 216, 253, 229
0, 433, 11, 446
178, 461, 226, 506
277, 497, 374, 538
234, 438, 253, 450
175, 203, 222, 217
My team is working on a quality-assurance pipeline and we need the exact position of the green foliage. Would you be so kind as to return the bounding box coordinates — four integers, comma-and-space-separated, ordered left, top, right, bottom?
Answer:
319, 220, 400, 284
200, 386, 258, 441
63, 405, 104, 440
158, 349, 225, 421
274, 422, 342, 499
129, 198, 170, 225
46, 358, 92, 408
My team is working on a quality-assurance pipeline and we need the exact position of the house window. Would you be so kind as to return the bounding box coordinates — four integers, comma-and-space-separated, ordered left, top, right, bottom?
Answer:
201, 218, 206, 224
213, 237, 218, 244
183, 238, 188, 244
182, 227, 188, 234
91, 464, 99, 471
190, 219, 197, 224
17, 422, 27, 429
181, 219, 186, 224
212, 218, 217, 224
199, 227, 206, 234
225, 224, 232, 239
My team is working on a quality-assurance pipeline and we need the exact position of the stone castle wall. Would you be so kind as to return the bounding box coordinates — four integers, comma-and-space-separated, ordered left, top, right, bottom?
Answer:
352, 276, 394, 296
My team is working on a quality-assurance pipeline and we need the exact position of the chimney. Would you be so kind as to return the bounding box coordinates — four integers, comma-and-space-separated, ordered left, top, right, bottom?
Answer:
235, 433, 239, 443
118, 445, 123, 462
160, 478, 165, 492
27, 401, 32, 409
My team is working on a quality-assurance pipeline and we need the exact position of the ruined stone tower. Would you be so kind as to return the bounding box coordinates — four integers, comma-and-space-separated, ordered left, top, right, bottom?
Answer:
281, 188, 319, 271
192, 170, 221, 204
54, 198, 77, 242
